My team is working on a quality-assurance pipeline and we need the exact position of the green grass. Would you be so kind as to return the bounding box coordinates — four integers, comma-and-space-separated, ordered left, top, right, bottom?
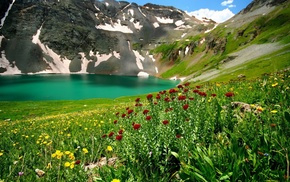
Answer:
0, 70, 289, 181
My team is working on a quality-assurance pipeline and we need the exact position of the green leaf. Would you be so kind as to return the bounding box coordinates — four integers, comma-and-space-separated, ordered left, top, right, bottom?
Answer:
193, 172, 208, 182
171, 151, 179, 159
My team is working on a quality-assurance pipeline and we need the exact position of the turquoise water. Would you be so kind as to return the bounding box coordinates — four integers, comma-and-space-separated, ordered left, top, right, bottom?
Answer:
0, 74, 179, 101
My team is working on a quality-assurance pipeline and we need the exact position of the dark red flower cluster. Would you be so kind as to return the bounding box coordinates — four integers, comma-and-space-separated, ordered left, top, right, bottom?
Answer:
75, 160, 81, 165
133, 123, 141, 130
198, 91, 207, 97
183, 104, 189, 110
121, 113, 126, 118
127, 109, 134, 115
147, 94, 153, 100
184, 82, 190, 87
102, 134, 107, 138
156, 94, 161, 100
177, 84, 184, 89
114, 120, 118, 124
135, 97, 140, 102
178, 95, 186, 101
193, 89, 199, 93
225, 92, 234, 97
143, 109, 149, 115
108, 132, 114, 137
162, 120, 169, 125
164, 97, 171, 102
169, 88, 177, 94
146, 115, 152, 120
176, 134, 181, 138
116, 135, 123, 141
159, 90, 167, 94
165, 108, 173, 112
118, 129, 124, 134
211, 93, 217, 97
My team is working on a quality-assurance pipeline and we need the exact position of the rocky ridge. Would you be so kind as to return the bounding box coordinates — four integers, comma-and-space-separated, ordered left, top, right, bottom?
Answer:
0, 0, 214, 75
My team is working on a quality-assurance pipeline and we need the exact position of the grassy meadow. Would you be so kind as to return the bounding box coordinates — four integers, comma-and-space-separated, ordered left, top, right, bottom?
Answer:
0, 69, 290, 181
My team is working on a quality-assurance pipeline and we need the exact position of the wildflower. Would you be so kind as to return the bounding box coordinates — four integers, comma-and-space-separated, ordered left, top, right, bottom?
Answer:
82, 148, 89, 154
107, 146, 113, 151
0, 152, 3, 157
198, 91, 207, 97
46, 163, 52, 169
75, 160, 81, 165
147, 93, 153, 100
272, 82, 278, 87
225, 92, 234, 97
108, 132, 114, 137
193, 89, 199, 93
121, 114, 126, 118
271, 110, 278, 114
169, 88, 177, 94
196, 85, 201, 89
184, 82, 190, 87
102, 134, 107, 138
65, 151, 71, 155
211, 93, 217, 97
177, 84, 183, 89
18, 172, 24, 176
111, 179, 121, 182
116, 135, 123, 141
183, 104, 189, 110
178, 95, 186, 101
69, 153, 75, 160
156, 94, 161, 99
133, 123, 141, 130
176, 134, 181, 138
135, 98, 140, 102
118, 129, 124, 134
114, 120, 118, 124
127, 109, 134, 115
146, 115, 152, 120
270, 123, 277, 128
256, 106, 264, 112
143, 109, 149, 115
35, 169, 45, 177
162, 120, 169, 125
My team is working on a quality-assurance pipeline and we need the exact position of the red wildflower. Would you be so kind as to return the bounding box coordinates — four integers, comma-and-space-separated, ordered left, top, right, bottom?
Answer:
165, 108, 173, 112
193, 89, 199, 93
75, 160, 81, 165
121, 113, 126, 118
198, 91, 207, 97
169, 88, 177, 94
127, 109, 134, 115
154, 102, 158, 105
116, 135, 123, 141
225, 92, 234, 97
108, 132, 114, 137
164, 97, 171, 102
183, 104, 189, 110
118, 129, 124, 134
156, 94, 161, 100
177, 84, 184, 89
146, 115, 152, 120
115, 112, 119, 116
114, 120, 118, 124
189, 97, 194, 100
101, 134, 107, 138
178, 95, 186, 101
147, 93, 153, 100
160, 90, 166, 94
184, 82, 190, 87
135, 98, 140, 102
211, 93, 217, 97
176, 134, 181, 138
126, 107, 130, 110
270, 123, 277, 128
162, 120, 169, 125
143, 109, 149, 115
183, 88, 189, 93
196, 85, 201, 89
133, 123, 141, 130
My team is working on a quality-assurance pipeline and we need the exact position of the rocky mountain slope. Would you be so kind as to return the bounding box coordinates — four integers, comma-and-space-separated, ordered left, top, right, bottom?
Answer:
153, 0, 290, 82
0, 0, 214, 75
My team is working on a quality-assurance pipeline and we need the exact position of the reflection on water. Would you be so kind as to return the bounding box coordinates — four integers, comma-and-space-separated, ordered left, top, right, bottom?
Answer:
0, 74, 179, 101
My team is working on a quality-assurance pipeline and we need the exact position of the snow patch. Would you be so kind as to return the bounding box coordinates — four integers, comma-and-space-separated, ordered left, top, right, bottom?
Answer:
94, 5, 100, 11
155, 67, 159, 73
200, 38, 205, 44
0, 51, 21, 75
175, 20, 184, 27
137, 71, 149, 77
133, 50, 145, 70
181, 33, 187, 38
128, 9, 134, 16
78, 52, 90, 73
185, 46, 189, 55
94, 52, 112, 67
156, 16, 174, 24
0, 0, 15, 29
170, 76, 186, 81
205, 24, 218, 33
153, 22, 159, 28
133, 21, 143, 30
127, 41, 131, 51
105, 2, 109, 7
96, 19, 133, 33
149, 55, 155, 62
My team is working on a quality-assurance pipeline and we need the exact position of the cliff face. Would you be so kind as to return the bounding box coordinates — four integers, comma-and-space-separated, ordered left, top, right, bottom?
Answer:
0, 0, 213, 75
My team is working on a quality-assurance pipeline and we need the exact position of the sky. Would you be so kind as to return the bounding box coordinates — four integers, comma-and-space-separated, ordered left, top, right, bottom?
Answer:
124, 0, 253, 23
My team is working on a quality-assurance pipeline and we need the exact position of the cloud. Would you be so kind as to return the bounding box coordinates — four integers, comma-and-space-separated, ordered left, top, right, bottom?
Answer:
187, 8, 235, 23
221, 0, 234, 6
221, 0, 236, 8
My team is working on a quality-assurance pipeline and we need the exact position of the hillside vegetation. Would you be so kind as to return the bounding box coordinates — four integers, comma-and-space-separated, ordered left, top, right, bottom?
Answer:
154, 1, 290, 83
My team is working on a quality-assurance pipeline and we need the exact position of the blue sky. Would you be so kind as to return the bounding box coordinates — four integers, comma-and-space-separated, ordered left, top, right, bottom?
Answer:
123, 0, 253, 22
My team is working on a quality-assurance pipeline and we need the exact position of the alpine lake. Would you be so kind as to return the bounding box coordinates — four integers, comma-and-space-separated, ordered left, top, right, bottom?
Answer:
0, 74, 180, 101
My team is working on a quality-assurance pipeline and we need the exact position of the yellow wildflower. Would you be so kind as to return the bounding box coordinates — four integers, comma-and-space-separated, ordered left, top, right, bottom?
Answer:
69, 153, 75, 160
107, 146, 113, 152
64, 162, 71, 167
46, 162, 52, 169
0, 152, 3, 156
271, 110, 278, 114
272, 82, 278, 87
256, 106, 264, 112
82, 148, 88, 154
65, 151, 71, 155
111, 179, 120, 182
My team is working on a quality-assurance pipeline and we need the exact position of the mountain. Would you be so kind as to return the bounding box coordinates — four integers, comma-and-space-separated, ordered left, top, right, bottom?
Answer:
152, 0, 290, 82
0, 0, 215, 75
